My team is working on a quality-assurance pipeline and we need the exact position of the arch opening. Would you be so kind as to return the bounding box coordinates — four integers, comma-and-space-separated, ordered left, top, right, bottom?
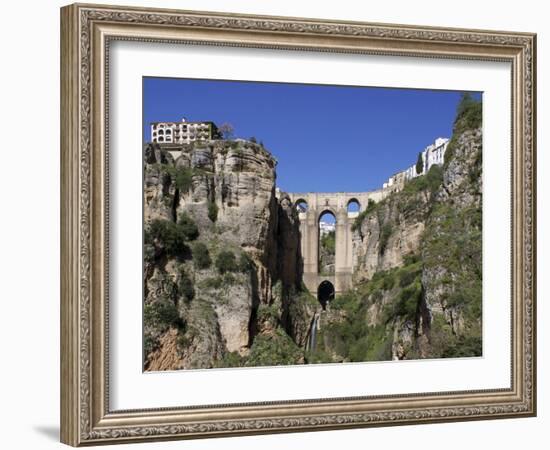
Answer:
295, 198, 308, 213
318, 210, 336, 276
317, 280, 335, 310
347, 198, 361, 213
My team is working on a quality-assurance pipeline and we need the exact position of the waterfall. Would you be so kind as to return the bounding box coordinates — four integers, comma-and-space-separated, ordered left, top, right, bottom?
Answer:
309, 313, 319, 351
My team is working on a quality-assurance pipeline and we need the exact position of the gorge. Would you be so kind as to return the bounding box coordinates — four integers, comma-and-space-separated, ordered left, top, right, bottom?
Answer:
143, 95, 482, 370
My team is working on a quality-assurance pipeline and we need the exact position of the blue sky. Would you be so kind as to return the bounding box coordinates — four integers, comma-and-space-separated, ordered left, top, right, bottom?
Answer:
143, 77, 481, 194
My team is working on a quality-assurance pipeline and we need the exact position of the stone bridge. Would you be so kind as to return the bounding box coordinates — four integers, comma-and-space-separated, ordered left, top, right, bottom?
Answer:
285, 190, 388, 299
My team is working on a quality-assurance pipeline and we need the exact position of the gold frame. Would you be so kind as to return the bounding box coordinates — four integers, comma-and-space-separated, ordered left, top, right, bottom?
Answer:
60, 3, 537, 446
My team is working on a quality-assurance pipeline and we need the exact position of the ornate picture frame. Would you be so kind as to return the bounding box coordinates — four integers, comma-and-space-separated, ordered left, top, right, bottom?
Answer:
60, 3, 536, 446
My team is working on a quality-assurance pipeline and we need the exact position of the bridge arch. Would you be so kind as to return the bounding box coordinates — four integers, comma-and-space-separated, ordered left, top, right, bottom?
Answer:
347, 198, 361, 213
294, 198, 309, 213
318, 210, 336, 276
286, 190, 388, 295
317, 207, 337, 223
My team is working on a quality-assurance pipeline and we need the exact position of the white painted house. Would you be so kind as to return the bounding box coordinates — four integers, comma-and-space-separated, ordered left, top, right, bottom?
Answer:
383, 137, 449, 188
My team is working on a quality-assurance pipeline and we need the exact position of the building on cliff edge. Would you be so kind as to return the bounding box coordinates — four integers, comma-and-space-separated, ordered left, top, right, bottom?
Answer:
383, 137, 449, 189
151, 118, 221, 144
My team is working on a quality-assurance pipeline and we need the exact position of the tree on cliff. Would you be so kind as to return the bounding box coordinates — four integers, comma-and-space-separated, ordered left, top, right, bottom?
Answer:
218, 122, 235, 140
454, 93, 482, 134
415, 151, 424, 175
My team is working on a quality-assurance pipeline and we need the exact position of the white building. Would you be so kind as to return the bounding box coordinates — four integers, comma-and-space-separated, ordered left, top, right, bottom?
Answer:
424, 137, 449, 170
319, 221, 336, 236
403, 137, 449, 181
150, 118, 221, 144
383, 137, 449, 189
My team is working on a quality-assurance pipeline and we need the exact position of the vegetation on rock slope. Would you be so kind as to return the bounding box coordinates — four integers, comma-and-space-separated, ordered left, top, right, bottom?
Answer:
143, 138, 313, 370
313, 94, 483, 362
319, 230, 336, 275
143, 93, 483, 369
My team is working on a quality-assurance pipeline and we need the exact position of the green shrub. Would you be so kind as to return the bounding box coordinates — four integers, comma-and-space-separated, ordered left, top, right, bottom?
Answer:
215, 250, 238, 274
441, 334, 482, 358
394, 279, 422, 320
176, 330, 194, 353
246, 329, 303, 367
311, 289, 395, 363
143, 334, 157, 357
224, 273, 238, 285
379, 223, 393, 254
178, 269, 195, 302
192, 242, 211, 269
217, 351, 246, 368
144, 298, 182, 329
403, 174, 428, 194
454, 93, 482, 134
331, 291, 361, 313
425, 164, 443, 193
444, 138, 457, 167
468, 148, 482, 185
320, 230, 335, 253
348, 336, 370, 362
238, 252, 254, 272
146, 219, 187, 256
178, 212, 199, 241
403, 253, 420, 266
352, 198, 377, 232
153, 164, 194, 193
363, 325, 393, 361
403, 166, 441, 194
207, 201, 219, 222
143, 243, 155, 263
397, 262, 422, 288
381, 271, 396, 290
200, 277, 223, 290
174, 167, 193, 192
370, 290, 383, 304
256, 303, 280, 326
306, 348, 334, 364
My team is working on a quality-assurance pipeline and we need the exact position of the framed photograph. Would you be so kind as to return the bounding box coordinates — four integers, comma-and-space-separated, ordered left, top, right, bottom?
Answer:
60, 3, 536, 446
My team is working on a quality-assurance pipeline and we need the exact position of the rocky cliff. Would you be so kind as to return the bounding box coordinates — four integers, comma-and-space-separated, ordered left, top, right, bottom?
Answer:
144, 96, 483, 369
311, 95, 483, 361
143, 140, 316, 370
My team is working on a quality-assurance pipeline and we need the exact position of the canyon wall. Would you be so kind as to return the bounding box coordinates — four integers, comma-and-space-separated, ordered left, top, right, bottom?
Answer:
311, 98, 483, 361
143, 140, 316, 370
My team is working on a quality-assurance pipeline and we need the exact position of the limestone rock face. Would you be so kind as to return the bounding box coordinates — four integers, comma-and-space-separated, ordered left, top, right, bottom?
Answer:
347, 126, 482, 361
438, 129, 482, 208
143, 146, 176, 223
421, 128, 482, 340
352, 200, 428, 282
275, 194, 304, 290
143, 140, 309, 370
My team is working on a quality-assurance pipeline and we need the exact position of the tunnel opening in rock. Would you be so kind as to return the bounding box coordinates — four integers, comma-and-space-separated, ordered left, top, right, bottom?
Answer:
318, 210, 336, 275
317, 280, 335, 310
